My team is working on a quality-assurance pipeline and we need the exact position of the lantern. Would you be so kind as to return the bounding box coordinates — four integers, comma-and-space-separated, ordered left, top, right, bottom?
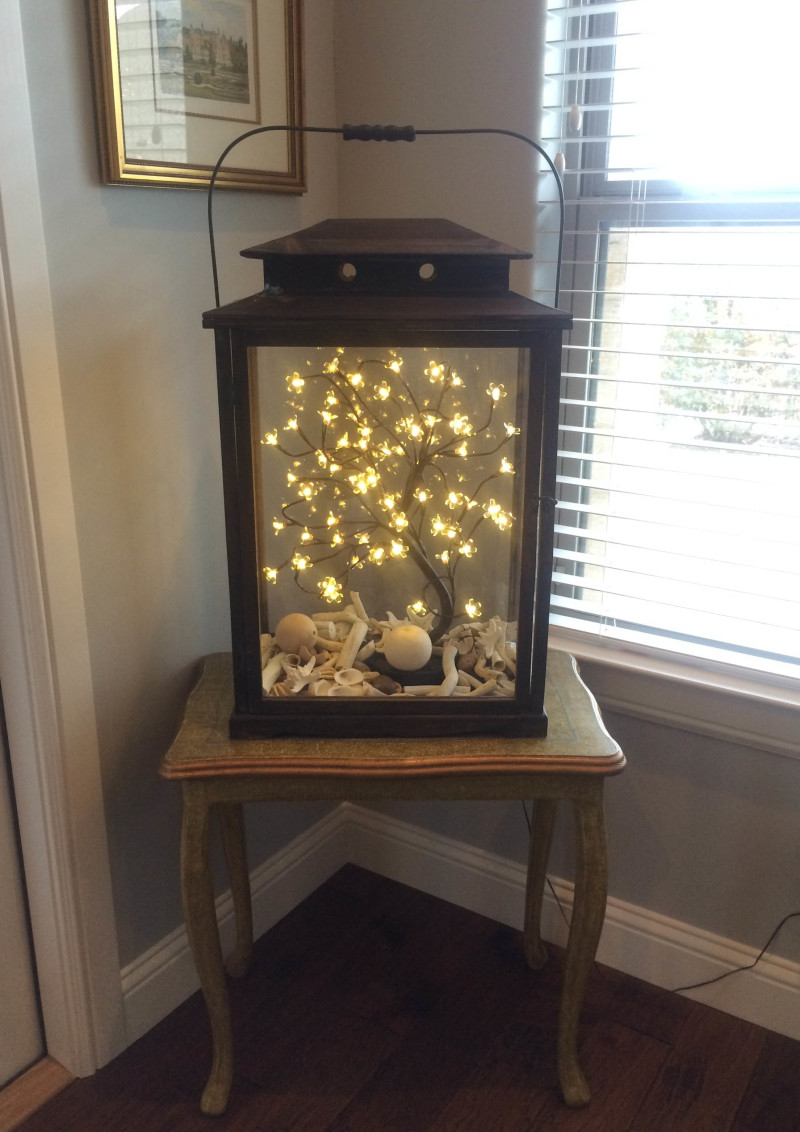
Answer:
204, 218, 570, 738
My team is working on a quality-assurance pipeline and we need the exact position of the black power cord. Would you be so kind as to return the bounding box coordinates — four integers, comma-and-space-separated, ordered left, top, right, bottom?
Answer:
669, 910, 800, 995
521, 801, 800, 995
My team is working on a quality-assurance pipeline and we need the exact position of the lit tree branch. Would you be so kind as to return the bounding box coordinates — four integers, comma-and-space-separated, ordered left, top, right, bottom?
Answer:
262, 352, 518, 637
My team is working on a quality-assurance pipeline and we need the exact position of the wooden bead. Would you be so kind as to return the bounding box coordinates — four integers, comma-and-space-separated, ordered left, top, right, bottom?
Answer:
383, 624, 432, 671
275, 613, 318, 654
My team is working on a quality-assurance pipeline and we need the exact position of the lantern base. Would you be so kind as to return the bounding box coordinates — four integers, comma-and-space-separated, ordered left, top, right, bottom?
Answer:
228, 705, 548, 741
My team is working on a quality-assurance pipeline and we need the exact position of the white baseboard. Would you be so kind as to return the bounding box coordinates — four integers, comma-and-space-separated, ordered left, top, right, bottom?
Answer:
120, 806, 351, 1045
121, 802, 800, 1049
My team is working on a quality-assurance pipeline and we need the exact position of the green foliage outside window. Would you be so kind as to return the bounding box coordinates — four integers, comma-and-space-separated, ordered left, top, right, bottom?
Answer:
660, 296, 800, 445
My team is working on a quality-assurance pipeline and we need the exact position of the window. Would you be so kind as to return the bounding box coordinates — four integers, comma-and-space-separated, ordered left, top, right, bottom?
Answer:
542, 0, 800, 682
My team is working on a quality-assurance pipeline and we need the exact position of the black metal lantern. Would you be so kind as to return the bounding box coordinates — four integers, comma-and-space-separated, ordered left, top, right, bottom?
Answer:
204, 216, 570, 738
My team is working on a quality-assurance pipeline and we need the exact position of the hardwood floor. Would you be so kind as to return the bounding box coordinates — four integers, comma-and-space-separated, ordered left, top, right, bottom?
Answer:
14, 866, 800, 1131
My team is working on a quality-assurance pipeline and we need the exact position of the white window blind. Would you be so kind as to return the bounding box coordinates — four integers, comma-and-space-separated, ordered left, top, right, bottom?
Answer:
541, 0, 800, 682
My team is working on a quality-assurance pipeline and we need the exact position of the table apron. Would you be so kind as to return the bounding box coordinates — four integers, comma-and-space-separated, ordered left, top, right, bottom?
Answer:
183, 773, 607, 806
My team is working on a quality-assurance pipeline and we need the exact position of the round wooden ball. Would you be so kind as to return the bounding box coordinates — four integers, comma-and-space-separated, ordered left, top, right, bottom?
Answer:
383, 624, 433, 671
275, 613, 318, 654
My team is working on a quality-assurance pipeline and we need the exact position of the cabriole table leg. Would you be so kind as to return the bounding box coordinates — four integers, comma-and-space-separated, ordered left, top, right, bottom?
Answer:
523, 797, 559, 969
218, 802, 253, 977
181, 783, 234, 1116
557, 782, 608, 1108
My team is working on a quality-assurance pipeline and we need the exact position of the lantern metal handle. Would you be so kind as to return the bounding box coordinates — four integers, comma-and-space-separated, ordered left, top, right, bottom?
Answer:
207, 124, 565, 311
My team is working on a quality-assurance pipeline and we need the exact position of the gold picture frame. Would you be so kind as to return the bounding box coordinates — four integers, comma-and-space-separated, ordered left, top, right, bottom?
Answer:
89, 0, 305, 191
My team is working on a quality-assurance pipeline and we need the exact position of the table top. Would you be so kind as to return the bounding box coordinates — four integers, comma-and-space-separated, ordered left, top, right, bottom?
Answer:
160, 651, 625, 782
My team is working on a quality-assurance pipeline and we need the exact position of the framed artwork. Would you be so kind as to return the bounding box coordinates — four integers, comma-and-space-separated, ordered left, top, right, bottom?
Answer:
89, 0, 305, 191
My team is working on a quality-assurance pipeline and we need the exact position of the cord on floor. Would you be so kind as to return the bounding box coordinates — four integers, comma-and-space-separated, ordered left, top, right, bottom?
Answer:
520, 800, 800, 995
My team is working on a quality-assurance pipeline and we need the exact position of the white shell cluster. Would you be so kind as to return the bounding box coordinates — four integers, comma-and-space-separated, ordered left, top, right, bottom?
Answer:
260, 592, 516, 700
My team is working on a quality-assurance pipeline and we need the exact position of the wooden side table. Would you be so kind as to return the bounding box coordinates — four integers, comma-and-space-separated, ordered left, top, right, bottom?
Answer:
160, 650, 624, 1116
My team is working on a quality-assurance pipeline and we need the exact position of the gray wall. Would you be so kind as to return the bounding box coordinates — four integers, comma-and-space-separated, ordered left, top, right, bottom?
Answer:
362, 705, 800, 965
19, 1, 338, 966
335, 0, 545, 297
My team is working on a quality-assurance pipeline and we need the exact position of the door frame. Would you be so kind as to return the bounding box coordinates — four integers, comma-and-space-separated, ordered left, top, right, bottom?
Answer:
0, 1, 125, 1075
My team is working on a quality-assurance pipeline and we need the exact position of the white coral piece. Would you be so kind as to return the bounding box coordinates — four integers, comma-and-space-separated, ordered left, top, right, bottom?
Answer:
427, 643, 459, 697
261, 652, 285, 696
476, 616, 507, 667
280, 654, 318, 695
336, 619, 368, 669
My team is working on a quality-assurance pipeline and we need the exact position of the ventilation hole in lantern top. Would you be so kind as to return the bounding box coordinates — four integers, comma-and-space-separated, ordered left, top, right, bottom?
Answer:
339, 262, 357, 282
419, 262, 436, 281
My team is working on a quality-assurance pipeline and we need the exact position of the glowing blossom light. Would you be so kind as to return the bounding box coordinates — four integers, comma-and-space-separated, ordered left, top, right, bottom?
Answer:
260, 349, 519, 636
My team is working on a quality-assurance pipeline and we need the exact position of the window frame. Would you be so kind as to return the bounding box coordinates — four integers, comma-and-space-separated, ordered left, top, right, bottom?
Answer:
548, 0, 800, 691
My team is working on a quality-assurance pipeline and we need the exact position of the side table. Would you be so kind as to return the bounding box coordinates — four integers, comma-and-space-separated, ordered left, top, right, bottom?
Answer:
160, 649, 624, 1115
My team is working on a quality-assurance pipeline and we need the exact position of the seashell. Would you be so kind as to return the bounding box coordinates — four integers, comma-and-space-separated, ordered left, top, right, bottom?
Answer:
372, 674, 403, 696
275, 613, 318, 655
271, 682, 291, 697
327, 683, 367, 697
456, 635, 475, 655
334, 667, 365, 686
308, 679, 333, 696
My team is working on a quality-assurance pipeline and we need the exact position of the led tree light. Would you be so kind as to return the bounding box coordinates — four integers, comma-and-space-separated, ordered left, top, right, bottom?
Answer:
205, 216, 570, 738
260, 348, 521, 639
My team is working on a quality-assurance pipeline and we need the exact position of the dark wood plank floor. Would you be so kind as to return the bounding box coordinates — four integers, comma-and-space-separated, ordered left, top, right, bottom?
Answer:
16, 866, 800, 1131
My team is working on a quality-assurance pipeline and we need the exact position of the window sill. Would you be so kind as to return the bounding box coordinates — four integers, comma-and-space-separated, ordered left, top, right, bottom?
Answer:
548, 630, 800, 760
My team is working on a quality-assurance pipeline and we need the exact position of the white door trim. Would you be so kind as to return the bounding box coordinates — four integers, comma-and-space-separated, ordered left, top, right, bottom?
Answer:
0, 2, 125, 1075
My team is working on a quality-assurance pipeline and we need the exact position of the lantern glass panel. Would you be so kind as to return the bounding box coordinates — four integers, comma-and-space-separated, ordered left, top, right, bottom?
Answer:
252, 343, 529, 701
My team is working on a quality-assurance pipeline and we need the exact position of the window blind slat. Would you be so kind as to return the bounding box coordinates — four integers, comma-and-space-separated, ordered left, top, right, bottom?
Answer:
547, 0, 800, 677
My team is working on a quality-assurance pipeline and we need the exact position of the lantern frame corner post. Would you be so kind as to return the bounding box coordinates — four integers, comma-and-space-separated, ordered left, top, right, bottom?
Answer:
214, 327, 262, 716
530, 330, 565, 715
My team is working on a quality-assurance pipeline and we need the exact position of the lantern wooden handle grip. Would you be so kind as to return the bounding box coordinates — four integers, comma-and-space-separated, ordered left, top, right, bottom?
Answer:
342, 123, 416, 142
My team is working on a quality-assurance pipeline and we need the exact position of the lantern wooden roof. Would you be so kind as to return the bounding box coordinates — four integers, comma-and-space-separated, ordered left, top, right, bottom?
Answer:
202, 217, 572, 336
241, 218, 530, 261
235, 218, 531, 298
